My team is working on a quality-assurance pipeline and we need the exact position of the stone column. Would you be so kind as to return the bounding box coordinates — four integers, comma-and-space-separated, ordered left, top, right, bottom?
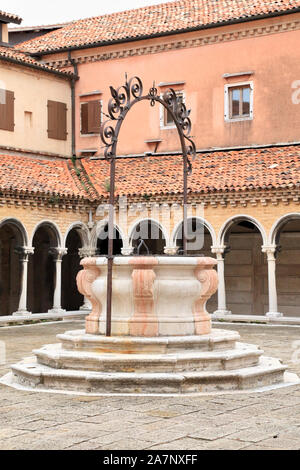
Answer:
211, 246, 231, 316
12, 247, 34, 316
78, 248, 96, 311
48, 248, 67, 314
262, 245, 283, 318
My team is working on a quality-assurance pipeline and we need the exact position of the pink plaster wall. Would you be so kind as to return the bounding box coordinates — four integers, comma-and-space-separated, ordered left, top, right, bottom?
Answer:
46, 13, 300, 156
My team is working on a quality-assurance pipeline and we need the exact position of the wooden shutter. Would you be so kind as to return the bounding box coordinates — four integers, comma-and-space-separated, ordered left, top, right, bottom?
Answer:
81, 100, 101, 134
0, 90, 15, 132
81, 102, 89, 134
88, 100, 101, 134
47, 100, 67, 141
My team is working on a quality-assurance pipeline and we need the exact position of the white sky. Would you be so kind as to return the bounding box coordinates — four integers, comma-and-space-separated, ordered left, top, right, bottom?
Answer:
2, 0, 174, 27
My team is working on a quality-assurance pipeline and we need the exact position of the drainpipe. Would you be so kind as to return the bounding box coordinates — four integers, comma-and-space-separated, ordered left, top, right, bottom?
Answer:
68, 51, 78, 158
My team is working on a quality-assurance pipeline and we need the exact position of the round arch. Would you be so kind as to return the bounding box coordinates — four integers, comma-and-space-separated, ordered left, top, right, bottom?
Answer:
171, 216, 217, 247
218, 215, 267, 246
91, 220, 126, 251
63, 222, 90, 249
30, 220, 62, 248
0, 218, 28, 315
0, 218, 28, 246
128, 218, 169, 248
269, 213, 300, 245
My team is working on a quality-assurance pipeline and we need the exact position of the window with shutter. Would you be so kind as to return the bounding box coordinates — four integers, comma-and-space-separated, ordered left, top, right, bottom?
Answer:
81, 100, 101, 135
47, 100, 67, 141
0, 89, 15, 132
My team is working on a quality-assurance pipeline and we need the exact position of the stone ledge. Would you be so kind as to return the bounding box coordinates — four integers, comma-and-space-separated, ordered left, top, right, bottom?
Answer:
0, 311, 88, 326
212, 314, 300, 326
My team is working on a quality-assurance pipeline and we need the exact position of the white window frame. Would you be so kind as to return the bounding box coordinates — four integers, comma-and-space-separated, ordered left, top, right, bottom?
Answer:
80, 99, 102, 137
224, 81, 254, 122
160, 91, 185, 130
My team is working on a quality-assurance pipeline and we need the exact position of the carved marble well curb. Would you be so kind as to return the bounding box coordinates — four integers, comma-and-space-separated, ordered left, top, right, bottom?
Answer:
76, 256, 218, 337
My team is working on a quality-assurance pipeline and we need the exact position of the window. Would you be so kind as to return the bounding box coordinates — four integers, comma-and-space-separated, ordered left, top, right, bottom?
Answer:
81, 100, 101, 135
0, 89, 14, 132
160, 91, 184, 128
47, 100, 67, 141
225, 83, 253, 121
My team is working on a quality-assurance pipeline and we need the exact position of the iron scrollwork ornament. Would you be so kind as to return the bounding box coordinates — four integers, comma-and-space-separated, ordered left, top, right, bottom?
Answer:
100, 74, 196, 172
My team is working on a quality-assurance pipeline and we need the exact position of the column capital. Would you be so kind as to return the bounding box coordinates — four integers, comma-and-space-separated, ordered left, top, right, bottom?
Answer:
79, 247, 97, 259
262, 245, 278, 260
164, 246, 178, 256
14, 246, 34, 261
49, 247, 68, 261
121, 246, 134, 256
211, 245, 227, 258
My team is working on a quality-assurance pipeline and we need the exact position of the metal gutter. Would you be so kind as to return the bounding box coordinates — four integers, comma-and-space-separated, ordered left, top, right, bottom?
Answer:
68, 51, 79, 158
89, 140, 300, 161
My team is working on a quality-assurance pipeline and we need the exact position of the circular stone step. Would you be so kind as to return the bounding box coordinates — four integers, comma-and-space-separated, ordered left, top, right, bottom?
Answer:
33, 342, 263, 373
9, 356, 287, 395
57, 329, 241, 354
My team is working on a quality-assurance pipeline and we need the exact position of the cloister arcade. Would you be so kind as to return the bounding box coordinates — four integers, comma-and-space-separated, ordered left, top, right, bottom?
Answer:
1, 212, 300, 318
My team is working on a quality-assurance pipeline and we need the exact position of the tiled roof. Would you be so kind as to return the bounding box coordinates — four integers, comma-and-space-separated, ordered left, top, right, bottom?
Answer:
0, 46, 74, 78
0, 10, 22, 24
19, 0, 300, 54
1, 145, 299, 201
0, 154, 89, 199
82, 145, 300, 197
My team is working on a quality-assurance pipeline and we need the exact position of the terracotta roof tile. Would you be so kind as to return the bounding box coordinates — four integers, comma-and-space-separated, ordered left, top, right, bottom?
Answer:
82, 145, 300, 197
0, 154, 89, 199
0, 46, 74, 78
0, 10, 22, 25
18, 0, 300, 54
1, 145, 299, 201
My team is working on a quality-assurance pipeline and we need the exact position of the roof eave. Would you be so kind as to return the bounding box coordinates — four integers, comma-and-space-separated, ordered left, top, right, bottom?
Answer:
30, 7, 300, 57
0, 14, 22, 25
0, 54, 77, 80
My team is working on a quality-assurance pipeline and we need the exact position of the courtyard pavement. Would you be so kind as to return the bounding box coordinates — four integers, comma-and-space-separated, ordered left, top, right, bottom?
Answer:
0, 321, 300, 450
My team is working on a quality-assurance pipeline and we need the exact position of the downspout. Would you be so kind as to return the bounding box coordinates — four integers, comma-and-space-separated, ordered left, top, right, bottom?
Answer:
68, 51, 78, 159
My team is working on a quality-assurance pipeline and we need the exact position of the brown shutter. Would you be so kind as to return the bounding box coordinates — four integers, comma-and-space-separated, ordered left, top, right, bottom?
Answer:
81, 102, 89, 134
88, 100, 101, 134
48, 100, 67, 141
57, 102, 67, 141
47, 100, 55, 139
0, 89, 15, 132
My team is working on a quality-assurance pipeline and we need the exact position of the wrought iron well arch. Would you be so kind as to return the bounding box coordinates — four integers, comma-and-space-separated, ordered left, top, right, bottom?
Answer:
100, 75, 197, 336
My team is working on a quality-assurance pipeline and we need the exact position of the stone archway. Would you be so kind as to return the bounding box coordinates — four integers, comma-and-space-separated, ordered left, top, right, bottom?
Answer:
273, 217, 300, 317
0, 220, 26, 315
97, 224, 123, 255
223, 219, 266, 315
130, 219, 166, 255
62, 229, 84, 311
28, 223, 60, 314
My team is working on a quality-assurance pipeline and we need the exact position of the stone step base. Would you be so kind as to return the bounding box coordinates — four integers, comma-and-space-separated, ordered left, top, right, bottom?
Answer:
10, 356, 287, 395
34, 342, 263, 373
57, 329, 241, 354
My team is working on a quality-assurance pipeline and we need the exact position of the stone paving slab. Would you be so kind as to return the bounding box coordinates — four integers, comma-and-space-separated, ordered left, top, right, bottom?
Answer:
0, 321, 300, 450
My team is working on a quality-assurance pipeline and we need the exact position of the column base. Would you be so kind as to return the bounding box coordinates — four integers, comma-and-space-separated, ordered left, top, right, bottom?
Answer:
12, 310, 32, 316
266, 311, 283, 318
213, 310, 232, 318
48, 308, 66, 315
